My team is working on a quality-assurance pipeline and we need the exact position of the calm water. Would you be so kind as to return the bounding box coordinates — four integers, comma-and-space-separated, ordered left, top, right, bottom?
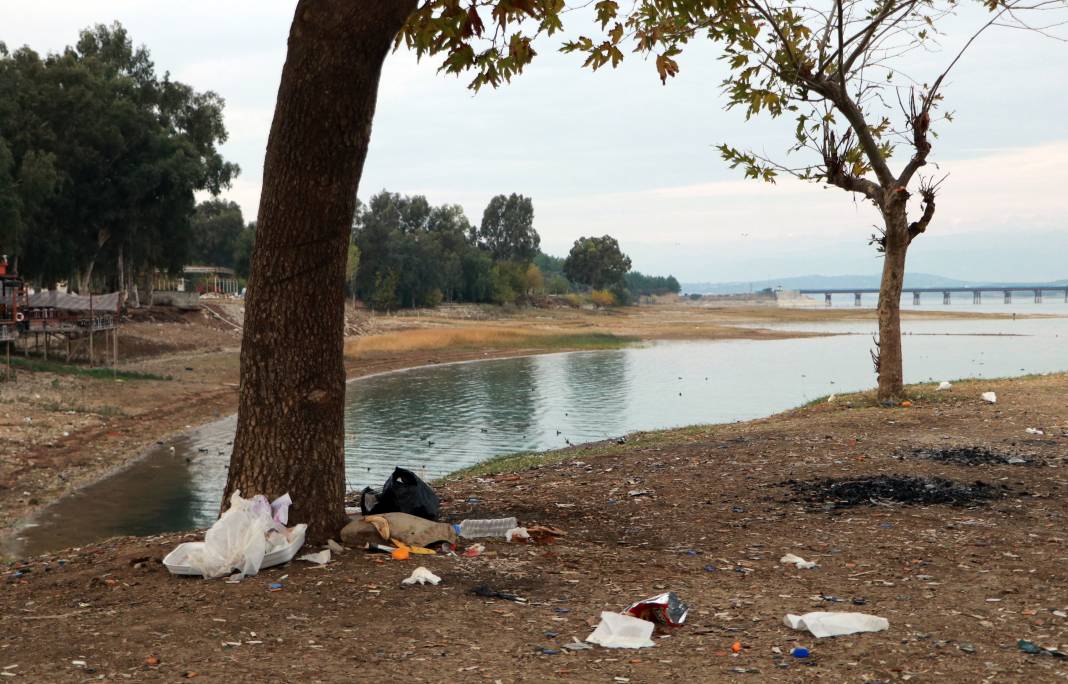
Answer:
9, 310, 1068, 557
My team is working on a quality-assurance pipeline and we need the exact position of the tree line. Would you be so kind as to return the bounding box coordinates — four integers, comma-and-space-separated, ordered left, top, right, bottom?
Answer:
350, 189, 679, 310
0, 23, 236, 295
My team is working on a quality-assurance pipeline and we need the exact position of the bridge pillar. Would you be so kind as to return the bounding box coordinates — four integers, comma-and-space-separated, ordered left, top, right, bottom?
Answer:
1035, 290, 1042, 304
973, 291, 981, 304
913, 292, 921, 306
1004, 290, 1011, 304
825, 293, 832, 307
854, 292, 862, 307
943, 291, 951, 305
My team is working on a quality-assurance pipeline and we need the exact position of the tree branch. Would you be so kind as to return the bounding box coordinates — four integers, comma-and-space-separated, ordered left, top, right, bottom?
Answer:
907, 180, 938, 242
826, 86, 896, 189
897, 89, 932, 186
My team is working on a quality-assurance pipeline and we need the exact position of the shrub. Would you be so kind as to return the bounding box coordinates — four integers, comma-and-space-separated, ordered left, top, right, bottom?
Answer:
524, 264, 544, 294
563, 293, 583, 308
590, 289, 616, 308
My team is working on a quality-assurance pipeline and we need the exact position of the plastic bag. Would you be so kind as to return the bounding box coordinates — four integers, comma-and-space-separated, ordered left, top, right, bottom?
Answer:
784, 611, 889, 638
361, 467, 440, 521
586, 612, 656, 649
178, 491, 291, 579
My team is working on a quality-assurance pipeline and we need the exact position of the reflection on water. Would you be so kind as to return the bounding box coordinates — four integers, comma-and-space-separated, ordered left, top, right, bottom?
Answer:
10, 313, 1068, 557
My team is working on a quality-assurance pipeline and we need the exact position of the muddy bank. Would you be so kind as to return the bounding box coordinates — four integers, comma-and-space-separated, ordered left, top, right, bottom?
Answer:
2, 372, 1066, 681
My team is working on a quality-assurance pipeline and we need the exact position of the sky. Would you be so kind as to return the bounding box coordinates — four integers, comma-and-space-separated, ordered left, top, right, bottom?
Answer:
4, 1, 1067, 283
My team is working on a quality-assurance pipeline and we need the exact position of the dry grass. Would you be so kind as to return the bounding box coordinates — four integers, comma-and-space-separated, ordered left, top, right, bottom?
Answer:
344, 326, 633, 356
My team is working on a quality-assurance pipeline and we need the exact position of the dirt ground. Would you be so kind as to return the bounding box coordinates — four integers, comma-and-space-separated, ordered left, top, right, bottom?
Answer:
1, 372, 1065, 682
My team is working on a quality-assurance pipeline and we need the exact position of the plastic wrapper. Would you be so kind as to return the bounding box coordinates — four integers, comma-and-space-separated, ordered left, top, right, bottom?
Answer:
625, 592, 689, 627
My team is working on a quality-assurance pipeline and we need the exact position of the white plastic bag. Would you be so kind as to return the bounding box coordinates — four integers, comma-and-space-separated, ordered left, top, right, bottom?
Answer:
784, 611, 889, 638
981, 391, 997, 404
270, 493, 292, 525
172, 491, 294, 579
585, 612, 656, 649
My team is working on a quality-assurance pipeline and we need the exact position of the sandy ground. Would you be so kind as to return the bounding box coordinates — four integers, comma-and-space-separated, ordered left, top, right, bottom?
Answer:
0, 373, 1065, 681
0, 300, 1024, 544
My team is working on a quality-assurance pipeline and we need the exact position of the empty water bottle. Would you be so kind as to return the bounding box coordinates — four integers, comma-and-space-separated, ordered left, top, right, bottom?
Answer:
454, 517, 518, 539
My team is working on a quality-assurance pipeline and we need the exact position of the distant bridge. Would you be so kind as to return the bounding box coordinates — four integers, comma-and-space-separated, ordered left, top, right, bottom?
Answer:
797, 284, 1068, 306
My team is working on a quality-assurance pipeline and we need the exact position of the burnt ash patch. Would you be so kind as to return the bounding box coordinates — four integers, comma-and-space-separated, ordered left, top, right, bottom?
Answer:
906, 446, 1036, 466
785, 475, 1014, 509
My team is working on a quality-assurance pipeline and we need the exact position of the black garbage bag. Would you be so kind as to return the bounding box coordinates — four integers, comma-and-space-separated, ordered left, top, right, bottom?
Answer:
360, 467, 440, 521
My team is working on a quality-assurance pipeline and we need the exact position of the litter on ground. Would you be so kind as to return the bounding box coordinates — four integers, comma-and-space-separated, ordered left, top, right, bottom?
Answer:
163, 492, 305, 579
784, 611, 889, 638
298, 550, 331, 565
780, 553, 818, 569
400, 566, 441, 586
586, 612, 657, 649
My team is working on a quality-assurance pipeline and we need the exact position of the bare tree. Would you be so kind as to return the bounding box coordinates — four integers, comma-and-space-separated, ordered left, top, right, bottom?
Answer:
703, 0, 1068, 400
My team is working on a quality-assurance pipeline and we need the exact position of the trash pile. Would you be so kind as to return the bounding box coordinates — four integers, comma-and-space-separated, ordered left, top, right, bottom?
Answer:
164, 467, 564, 581
164, 492, 305, 579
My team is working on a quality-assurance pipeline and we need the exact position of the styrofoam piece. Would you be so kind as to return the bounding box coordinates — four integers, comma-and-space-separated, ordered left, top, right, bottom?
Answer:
585, 612, 656, 649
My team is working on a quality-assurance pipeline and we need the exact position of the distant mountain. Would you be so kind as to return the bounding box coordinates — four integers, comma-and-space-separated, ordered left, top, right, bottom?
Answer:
682, 274, 1068, 295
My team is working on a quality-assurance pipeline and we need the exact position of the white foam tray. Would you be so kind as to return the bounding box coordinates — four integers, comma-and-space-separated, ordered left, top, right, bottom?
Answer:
163, 524, 307, 577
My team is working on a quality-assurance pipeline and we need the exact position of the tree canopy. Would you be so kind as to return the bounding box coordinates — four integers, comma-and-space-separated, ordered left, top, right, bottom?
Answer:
0, 22, 237, 290
477, 193, 539, 264
563, 234, 632, 290
353, 190, 544, 308
189, 199, 251, 270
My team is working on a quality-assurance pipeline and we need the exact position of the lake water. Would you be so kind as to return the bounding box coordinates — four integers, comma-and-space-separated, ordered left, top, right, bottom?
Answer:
8, 309, 1068, 557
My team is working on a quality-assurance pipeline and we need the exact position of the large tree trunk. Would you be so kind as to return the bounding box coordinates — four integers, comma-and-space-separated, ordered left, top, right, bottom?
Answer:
224, 1, 417, 542
876, 211, 909, 401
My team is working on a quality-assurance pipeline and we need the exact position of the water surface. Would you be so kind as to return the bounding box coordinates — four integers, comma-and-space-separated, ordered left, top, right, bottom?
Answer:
11, 312, 1068, 557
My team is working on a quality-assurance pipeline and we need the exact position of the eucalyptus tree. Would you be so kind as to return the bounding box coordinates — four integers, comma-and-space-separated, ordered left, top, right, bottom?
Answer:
0, 23, 237, 291
478, 193, 539, 264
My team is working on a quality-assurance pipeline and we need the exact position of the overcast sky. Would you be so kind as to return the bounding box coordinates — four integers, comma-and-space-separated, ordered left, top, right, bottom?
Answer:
5, 1, 1067, 282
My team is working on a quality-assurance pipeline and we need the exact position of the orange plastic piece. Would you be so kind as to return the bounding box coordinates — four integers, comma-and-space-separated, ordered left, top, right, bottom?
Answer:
391, 547, 410, 560
731, 641, 742, 653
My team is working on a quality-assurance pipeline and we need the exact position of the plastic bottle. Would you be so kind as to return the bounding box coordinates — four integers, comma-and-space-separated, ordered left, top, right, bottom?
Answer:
454, 517, 518, 539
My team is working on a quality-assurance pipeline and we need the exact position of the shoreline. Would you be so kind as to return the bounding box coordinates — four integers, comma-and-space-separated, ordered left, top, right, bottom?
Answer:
0, 304, 1055, 548
1, 324, 835, 548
